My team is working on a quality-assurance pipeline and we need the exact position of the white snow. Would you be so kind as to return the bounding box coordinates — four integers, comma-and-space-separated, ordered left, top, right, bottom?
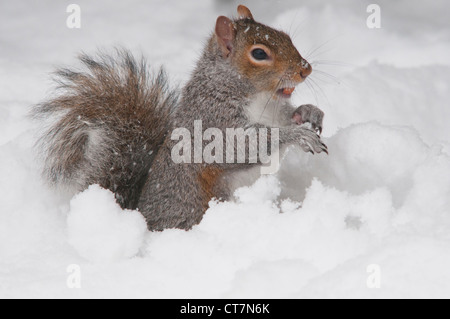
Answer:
67, 185, 147, 264
1, 0, 450, 298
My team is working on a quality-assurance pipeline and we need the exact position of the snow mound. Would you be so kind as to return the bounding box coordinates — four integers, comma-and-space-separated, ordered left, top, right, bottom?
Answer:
163, 122, 449, 298
67, 185, 147, 263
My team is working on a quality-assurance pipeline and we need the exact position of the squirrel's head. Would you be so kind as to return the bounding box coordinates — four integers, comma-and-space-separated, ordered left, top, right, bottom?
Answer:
213, 5, 312, 99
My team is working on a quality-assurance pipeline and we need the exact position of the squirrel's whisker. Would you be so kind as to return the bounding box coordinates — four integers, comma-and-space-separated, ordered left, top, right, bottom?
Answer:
258, 76, 284, 122
311, 69, 341, 84
304, 37, 339, 61
310, 60, 353, 68
270, 77, 285, 126
304, 79, 318, 105
287, 9, 300, 38
308, 77, 332, 107
309, 75, 335, 85
289, 13, 311, 42
306, 48, 337, 62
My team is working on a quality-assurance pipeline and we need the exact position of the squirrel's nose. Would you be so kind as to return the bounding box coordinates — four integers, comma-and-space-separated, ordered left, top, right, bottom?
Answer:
300, 59, 312, 79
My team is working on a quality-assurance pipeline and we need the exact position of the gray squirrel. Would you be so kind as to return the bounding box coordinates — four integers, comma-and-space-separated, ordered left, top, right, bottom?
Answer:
34, 5, 327, 231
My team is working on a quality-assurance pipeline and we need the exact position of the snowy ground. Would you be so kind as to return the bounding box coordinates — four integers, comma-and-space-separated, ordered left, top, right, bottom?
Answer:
1, 0, 450, 298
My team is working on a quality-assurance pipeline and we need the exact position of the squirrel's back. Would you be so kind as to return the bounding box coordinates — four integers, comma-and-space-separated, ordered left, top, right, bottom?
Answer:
34, 50, 177, 209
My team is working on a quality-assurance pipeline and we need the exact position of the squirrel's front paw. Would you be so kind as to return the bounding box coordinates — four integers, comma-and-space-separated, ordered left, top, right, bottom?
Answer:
297, 127, 328, 155
292, 104, 324, 134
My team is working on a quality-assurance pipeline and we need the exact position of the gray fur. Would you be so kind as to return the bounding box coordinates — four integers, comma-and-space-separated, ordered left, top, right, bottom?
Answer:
137, 33, 327, 231
35, 16, 327, 231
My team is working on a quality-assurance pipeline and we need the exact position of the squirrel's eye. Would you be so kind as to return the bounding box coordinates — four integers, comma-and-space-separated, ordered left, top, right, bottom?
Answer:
251, 48, 268, 60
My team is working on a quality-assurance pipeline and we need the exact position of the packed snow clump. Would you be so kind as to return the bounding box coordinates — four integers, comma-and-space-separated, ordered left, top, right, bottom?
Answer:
67, 185, 147, 263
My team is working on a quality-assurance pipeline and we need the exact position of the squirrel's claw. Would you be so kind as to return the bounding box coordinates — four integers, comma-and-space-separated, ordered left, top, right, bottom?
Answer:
317, 125, 323, 135
321, 142, 329, 155
293, 104, 324, 136
311, 123, 322, 135
297, 127, 328, 155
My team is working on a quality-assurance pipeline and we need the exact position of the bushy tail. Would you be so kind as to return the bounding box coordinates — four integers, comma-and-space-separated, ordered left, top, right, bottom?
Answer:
33, 49, 178, 209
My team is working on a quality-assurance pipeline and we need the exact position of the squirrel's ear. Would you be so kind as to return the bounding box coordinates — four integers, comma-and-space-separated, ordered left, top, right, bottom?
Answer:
237, 5, 254, 20
215, 16, 235, 58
